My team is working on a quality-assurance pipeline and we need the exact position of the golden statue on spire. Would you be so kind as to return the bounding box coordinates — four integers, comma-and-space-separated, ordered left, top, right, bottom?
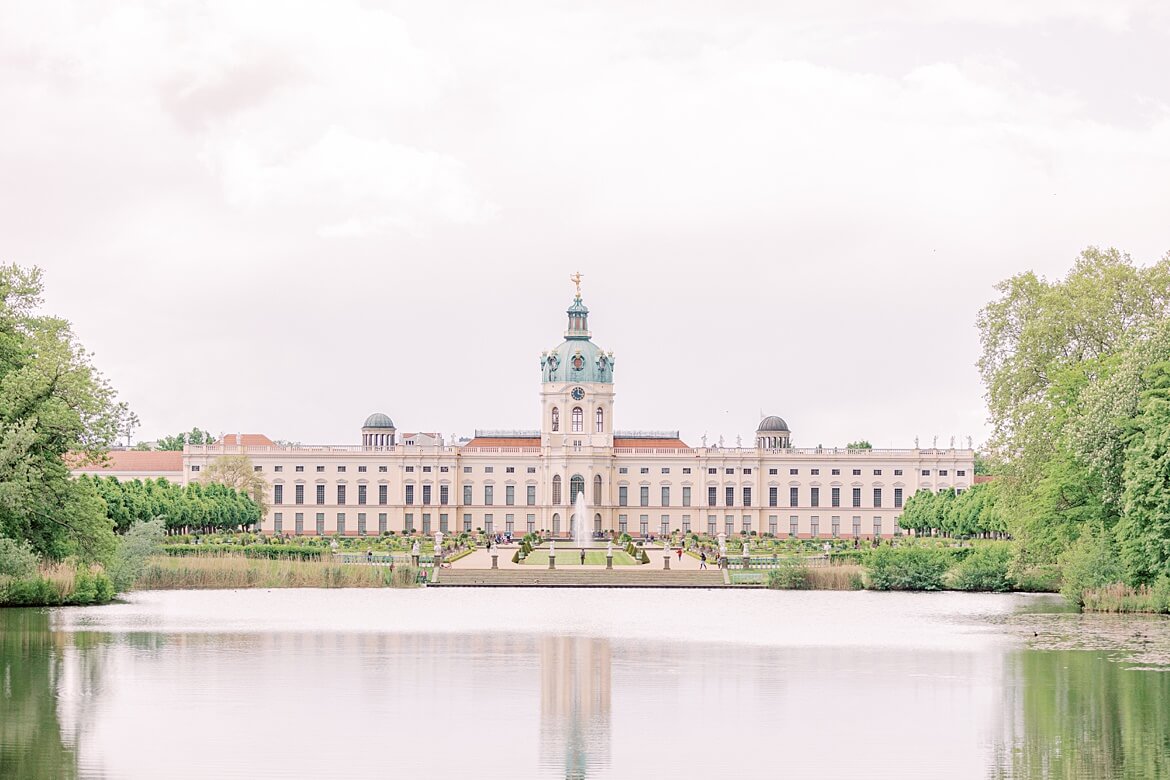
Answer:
570, 271, 583, 297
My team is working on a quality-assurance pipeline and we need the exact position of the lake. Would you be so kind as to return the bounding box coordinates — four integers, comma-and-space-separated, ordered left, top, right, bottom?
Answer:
2, 589, 1169, 779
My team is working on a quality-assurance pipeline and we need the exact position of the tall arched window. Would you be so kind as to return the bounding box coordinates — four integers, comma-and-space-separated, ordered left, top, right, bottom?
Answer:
571, 407, 583, 432
552, 475, 562, 505
551, 407, 559, 432
596, 407, 604, 433
593, 474, 602, 505
570, 474, 585, 504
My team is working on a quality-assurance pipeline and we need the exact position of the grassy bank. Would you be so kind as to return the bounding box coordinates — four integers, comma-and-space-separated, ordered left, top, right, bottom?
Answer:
135, 555, 421, 590
763, 564, 864, 590
1081, 580, 1170, 614
0, 565, 116, 607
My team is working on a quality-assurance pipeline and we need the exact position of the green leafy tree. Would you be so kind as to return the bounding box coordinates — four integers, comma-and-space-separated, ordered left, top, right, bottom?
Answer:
107, 517, 165, 591
0, 265, 129, 563
1116, 361, 1170, 585
845, 440, 872, 450
201, 455, 268, 519
155, 428, 217, 451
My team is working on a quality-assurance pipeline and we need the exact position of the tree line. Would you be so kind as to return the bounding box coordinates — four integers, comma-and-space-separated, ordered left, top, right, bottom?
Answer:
80, 475, 261, 535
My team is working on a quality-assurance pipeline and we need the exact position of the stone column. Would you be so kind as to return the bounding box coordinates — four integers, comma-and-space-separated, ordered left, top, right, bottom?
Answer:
663, 553, 670, 570
491, 553, 498, 569
606, 554, 613, 570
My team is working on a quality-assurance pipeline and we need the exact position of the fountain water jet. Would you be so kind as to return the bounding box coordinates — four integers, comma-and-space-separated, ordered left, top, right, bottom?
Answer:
573, 491, 591, 548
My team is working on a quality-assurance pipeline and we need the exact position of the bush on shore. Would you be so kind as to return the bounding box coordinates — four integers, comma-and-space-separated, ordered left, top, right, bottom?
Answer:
865, 546, 950, 591
1, 565, 115, 607
950, 544, 1014, 592
766, 560, 810, 589
1081, 576, 1170, 614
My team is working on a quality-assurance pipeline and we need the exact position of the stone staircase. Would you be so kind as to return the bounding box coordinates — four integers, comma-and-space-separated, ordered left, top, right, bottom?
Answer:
431, 568, 727, 588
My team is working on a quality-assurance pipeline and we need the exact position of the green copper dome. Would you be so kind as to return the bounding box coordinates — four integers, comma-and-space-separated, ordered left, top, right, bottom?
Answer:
541, 293, 614, 383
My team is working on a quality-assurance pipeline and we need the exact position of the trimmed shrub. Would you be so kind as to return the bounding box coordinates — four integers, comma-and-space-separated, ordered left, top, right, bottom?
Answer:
162, 544, 323, 560
766, 560, 810, 589
950, 544, 1013, 592
865, 546, 950, 591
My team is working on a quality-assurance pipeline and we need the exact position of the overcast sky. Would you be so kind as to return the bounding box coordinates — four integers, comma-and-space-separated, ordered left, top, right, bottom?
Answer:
2, 1, 1168, 449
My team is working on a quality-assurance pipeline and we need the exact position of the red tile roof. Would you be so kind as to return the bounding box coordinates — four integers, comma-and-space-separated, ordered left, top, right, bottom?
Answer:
614, 438, 690, 449
218, 433, 275, 447
70, 450, 183, 473
974, 475, 995, 484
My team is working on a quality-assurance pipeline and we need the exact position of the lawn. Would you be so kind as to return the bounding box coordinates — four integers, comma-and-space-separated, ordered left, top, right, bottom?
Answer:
522, 550, 638, 566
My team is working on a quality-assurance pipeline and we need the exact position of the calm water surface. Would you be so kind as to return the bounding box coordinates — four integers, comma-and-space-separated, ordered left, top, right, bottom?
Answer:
2, 589, 1168, 779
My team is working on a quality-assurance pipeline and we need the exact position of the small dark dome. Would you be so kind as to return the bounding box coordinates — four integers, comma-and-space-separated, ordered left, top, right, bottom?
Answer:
363, 412, 395, 429
757, 415, 789, 432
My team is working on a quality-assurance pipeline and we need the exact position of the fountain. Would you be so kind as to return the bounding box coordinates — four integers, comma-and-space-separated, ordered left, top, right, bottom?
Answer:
573, 491, 590, 549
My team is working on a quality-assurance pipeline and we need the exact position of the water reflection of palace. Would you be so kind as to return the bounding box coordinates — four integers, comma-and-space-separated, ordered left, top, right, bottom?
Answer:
540, 637, 611, 779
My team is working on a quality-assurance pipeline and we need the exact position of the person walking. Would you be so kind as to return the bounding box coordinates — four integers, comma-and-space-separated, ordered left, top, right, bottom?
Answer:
676, 546, 683, 561
700, 551, 707, 569
580, 548, 586, 566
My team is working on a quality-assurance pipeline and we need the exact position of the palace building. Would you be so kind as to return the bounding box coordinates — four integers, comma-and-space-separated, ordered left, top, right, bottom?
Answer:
80, 279, 975, 539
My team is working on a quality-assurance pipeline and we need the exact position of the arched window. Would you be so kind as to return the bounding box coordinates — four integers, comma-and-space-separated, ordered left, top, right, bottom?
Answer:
552, 475, 562, 505
593, 474, 602, 506
551, 407, 559, 432
570, 474, 585, 504
571, 407, 583, 432
596, 407, 604, 433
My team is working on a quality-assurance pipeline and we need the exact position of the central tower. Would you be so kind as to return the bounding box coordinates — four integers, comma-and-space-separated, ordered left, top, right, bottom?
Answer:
540, 275, 615, 451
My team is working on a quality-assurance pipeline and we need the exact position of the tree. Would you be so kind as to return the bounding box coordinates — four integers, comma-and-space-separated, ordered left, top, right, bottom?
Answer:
155, 428, 217, 451
202, 455, 268, 518
845, 440, 872, 450
1116, 361, 1170, 585
0, 265, 129, 563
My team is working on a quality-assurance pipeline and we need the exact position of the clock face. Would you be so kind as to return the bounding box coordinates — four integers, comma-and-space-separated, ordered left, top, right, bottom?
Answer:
571, 387, 585, 400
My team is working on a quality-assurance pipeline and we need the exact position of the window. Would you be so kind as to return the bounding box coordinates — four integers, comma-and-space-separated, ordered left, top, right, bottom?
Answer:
570, 475, 585, 504
357, 485, 367, 505
527, 485, 537, 506
484, 485, 493, 505
831, 469, 840, 476
810, 487, 819, 507
463, 466, 472, 474
273, 512, 283, 533
596, 407, 604, 433
725, 486, 734, 506
295, 484, 304, 505
922, 469, 931, 476
440, 513, 449, 532
190, 465, 200, 472
274, 465, 283, 473
316, 465, 325, 473
893, 469, 902, 476
505, 514, 514, 534
619, 486, 628, 506
619, 515, 628, 534
683, 467, 691, 474
742, 516, 751, 534
640, 486, 649, 507
619, 467, 628, 474
873, 469, 882, 476
639, 515, 649, 536
852, 516, 862, 537
337, 466, 346, 473
254, 465, 263, 472
423, 466, 431, 473
789, 468, 799, 475
769, 486, 778, 507
708, 486, 717, 506
295, 513, 304, 534
725, 515, 734, 537
440, 485, 449, 505
707, 515, 717, 536
594, 475, 602, 505
422, 484, 432, 505
527, 466, 536, 474
505, 466, 514, 474
831, 487, 841, 507
852, 487, 861, 508
358, 466, 367, 473
661, 515, 670, 536
357, 513, 366, 535
852, 469, 861, 476
661, 486, 670, 506
790, 516, 799, 537
506, 485, 515, 506
405, 485, 414, 505
484, 467, 494, 474
940, 469, 949, 476
316, 485, 325, 505
873, 517, 882, 537
274, 485, 283, 505
640, 467, 649, 475
296, 465, 304, 472
422, 513, 431, 534
337, 485, 347, 505
552, 475, 562, 504
378, 513, 387, 534
484, 514, 493, 533
463, 514, 472, 533
743, 468, 752, 475
682, 486, 691, 507
768, 515, 778, 535
743, 487, 751, 506
957, 470, 966, 477
810, 468, 819, 476
406, 466, 414, 473
316, 513, 325, 535
810, 516, 820, 537
682, 515, 691, 533
873, 488, 882, 508
379, 465, 388, 473
894, 487, 903, 508
527, 514, 536, 533
790, 487, 799, 507
661, 467, 670, 474
725, 468, 734, 475
463, 484, 472, 504
831, 516, 841, 537
708, 468, 717, 475
768, 468, 778, 475
551, 407, 559, 431
571, 407, 583, 432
